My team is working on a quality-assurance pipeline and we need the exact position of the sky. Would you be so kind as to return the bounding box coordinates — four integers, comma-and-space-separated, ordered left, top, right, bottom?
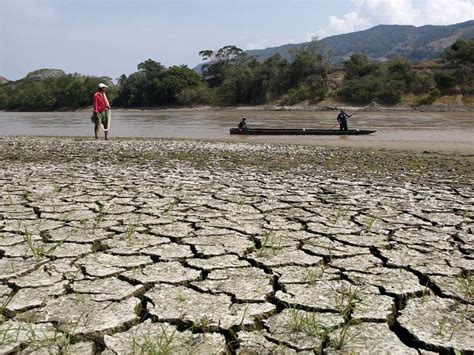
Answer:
1, 0, 473, 80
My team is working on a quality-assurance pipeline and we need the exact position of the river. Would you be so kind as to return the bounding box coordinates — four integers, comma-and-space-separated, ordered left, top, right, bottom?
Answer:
1, 109, 473, 152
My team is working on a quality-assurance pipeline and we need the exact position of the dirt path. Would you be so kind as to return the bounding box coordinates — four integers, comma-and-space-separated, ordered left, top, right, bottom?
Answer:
0, 137, 472, 354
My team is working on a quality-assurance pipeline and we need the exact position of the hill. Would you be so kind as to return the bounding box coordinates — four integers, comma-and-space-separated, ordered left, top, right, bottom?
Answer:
0, 76, 9, 85
246, 20, 474, 63
24, 69, 66, 80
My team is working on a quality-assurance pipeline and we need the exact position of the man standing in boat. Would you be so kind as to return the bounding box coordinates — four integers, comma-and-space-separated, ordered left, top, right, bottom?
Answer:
337, 109, 351, 131
92, 83, 111, 140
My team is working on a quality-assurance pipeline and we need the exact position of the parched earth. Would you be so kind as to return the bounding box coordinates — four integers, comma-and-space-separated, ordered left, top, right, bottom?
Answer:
0, 137, 472, 354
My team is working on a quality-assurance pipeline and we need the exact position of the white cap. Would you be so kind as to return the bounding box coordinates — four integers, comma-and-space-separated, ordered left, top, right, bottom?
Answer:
98, 83, 108, 88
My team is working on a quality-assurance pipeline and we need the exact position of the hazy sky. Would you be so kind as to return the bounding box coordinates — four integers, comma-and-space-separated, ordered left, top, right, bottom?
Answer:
1, 0, 473, 80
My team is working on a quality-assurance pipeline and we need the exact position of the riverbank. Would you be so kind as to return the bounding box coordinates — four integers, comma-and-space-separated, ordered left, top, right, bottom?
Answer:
0, 137, 472, 353
5, 96, 474, 114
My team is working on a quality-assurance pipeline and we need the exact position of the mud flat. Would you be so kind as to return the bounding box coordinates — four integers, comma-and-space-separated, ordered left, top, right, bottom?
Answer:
0, 137, 472, 354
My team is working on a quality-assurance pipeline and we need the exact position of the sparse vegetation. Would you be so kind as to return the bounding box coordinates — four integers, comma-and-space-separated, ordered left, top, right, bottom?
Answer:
288, 307, 328, 339
253, 232, 283, 257
23, 226, 61, 261
130, 324, 178, 355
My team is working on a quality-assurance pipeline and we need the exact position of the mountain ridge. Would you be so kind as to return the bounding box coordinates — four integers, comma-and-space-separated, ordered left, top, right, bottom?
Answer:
244, 20, 474, 64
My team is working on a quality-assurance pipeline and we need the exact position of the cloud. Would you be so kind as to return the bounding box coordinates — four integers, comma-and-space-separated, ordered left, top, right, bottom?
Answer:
316, 0, 474, 38
316, 11, 371, 37
423, 0, 474, 25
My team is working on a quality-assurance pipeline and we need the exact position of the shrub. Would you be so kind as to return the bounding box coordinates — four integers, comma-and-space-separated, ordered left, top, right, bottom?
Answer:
413, 88, 441, 106
434, 71, 457, 89
176, 86, 212, 106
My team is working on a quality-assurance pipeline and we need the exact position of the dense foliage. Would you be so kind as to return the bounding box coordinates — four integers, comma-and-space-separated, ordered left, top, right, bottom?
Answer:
337, 39, 474, 105
0, 38, 472, 111
0, 74, 114, 111
114, 60, 202, 106
194, 41, 331, 106
337, 55, 415, 105
440, 38, 474, 95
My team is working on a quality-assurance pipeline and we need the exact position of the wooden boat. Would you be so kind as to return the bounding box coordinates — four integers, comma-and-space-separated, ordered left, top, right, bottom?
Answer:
229, 128, 377, 135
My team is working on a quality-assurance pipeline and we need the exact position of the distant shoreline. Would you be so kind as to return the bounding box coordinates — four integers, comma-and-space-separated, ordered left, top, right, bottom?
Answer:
2, 103, 473, 114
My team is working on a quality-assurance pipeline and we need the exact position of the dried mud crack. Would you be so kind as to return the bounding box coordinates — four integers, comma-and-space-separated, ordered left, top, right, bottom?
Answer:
0, 136, 473, 354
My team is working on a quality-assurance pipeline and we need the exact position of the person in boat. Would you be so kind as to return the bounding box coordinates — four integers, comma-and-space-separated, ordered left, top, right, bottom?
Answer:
91, 83, 111, 140
337, 109, 351, 131
238, 117, 248, 131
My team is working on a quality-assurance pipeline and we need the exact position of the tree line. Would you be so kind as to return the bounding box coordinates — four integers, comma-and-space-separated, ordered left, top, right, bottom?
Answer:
0, 39, 472, 111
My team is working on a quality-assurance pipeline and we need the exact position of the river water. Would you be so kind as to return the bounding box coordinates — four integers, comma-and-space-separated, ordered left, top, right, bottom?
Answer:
1, 109, 473, 152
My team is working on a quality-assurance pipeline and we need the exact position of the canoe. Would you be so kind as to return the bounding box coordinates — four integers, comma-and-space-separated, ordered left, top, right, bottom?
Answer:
229, 128, 377, 135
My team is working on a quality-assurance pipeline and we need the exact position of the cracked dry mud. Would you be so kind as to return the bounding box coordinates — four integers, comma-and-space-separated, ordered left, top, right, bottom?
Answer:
0, 137, 473, 354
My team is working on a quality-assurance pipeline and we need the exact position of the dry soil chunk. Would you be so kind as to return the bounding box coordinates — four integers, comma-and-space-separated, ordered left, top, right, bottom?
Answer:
249, 248, 322, 267
70, 277, 145, 301
192, 267, 273, 302
35, 295, 140, 337
398, 296, 474, 352
275, 281, 353, 311
146, 284, 274, 329
237, 330, 297, 354
326, 322, 418, 354
75, 253, 153, 277
122, 261, 201, 285
186, 254, 250, 270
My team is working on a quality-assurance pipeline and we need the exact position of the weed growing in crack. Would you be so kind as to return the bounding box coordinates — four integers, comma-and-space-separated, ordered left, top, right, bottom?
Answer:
0, 292, 14, 316
93, 202, 111, 230
60, 211, 71, 223
23, 226, 62, 262
436, 315, 449, 337
53, 184, 63, 194
334, 207, 349, 223
330, 320, 360, 351
24, 324, 63, 352
176, 293, 187, 303
253, 232, 283, 258
303, 268, 324, 285
1, 320, 78, 354
444, 275, 473, 341
164, 194, 182, 230
7, 193, 14, 207
198, 315, 212, 329
335, 284, 360, 319
364, 215, 378, 231
164, 196, 181, 214
288, 306, 328, 339
238, 304, 250, 327
456, 274, 473, 302
126, 213, 143, 246
420, 279, 431, 304
0, 323, 18, 347
21, 191, 31, 201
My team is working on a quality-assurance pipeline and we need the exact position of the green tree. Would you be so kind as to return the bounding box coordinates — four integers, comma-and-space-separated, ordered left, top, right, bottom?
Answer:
199, 45, 245, 87
259, 54, 290, 101
443, 39, 474, 64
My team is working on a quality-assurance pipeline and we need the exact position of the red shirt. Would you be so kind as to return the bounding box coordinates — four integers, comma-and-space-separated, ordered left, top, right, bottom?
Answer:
93, 91, 108, 113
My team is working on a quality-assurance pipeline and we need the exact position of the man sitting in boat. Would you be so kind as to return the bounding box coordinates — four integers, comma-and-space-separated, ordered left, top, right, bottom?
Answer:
337, 109, 351, 131
238, 117, 248, 131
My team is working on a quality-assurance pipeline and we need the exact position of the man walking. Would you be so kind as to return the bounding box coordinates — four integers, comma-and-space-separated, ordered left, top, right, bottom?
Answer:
337, 109, 351, 131
92, 83, 111, 140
